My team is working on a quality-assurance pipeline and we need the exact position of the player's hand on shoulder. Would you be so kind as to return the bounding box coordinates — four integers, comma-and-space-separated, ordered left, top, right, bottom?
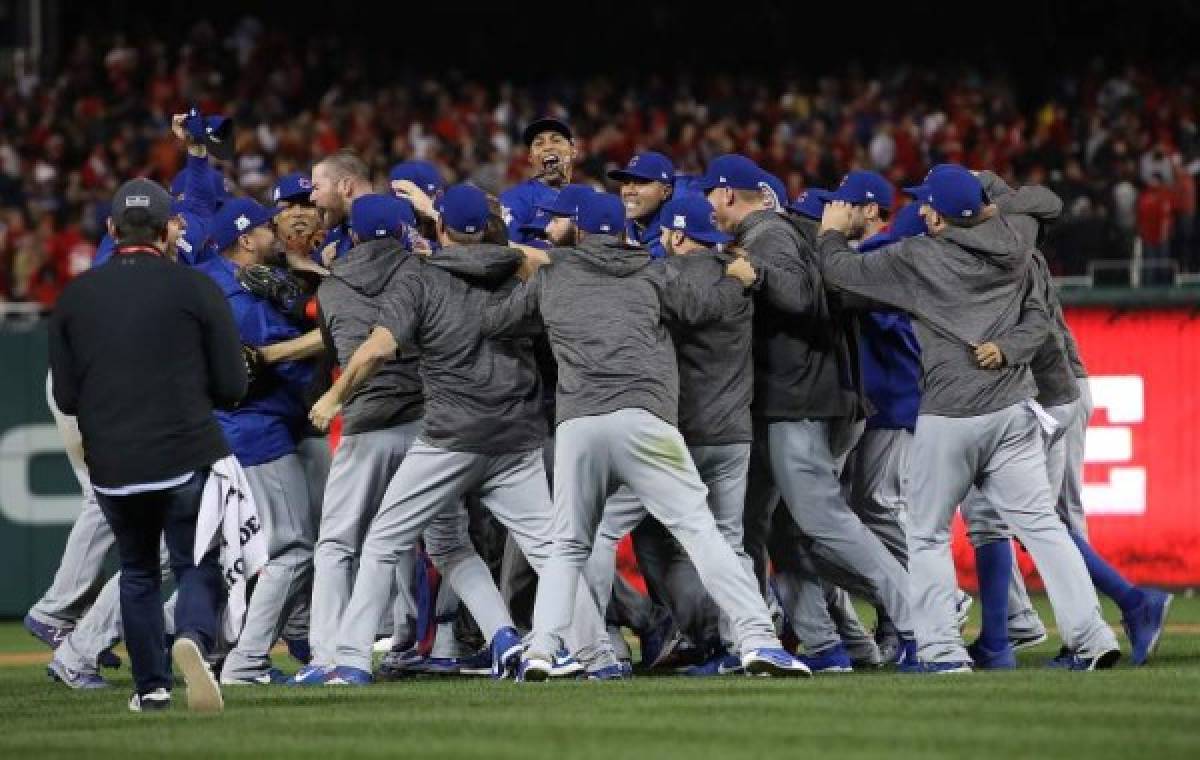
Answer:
726, 256, 757, 288
974, 341, 1005, 369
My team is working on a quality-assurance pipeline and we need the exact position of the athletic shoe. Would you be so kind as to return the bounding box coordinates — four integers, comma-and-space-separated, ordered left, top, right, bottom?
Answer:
1045, 646, 1072, 669
171, 636, 223, 713
283, 636, 312, 665
681, 653, 743, 677
128, 688, 171, 712
954, 591, 973, 628
639, 615, 683, 670
516, 655, 553, 683
898, 660, 973, 674
742, 648, 813, 677
221, 667, 288, 685
377, 646, 426, 680
893, 638, 918, 668
287, 664, 330, 686
797, 643, 854, 674
549, 650, 585, 678
47, 658, 108, 689
1061, 649, 1121, 671
488, 626, 523, 680
1009, 631, 1048, 651
324, 665, 373, 685
1123, 589, 1173, 666
583, 664, 629, 680
457, 648, 494, 677
966, 640, 1017, 670
23, 614, 72, 649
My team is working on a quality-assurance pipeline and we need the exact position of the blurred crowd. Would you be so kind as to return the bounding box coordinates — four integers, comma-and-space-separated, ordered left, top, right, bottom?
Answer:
2, 18, 1199, 306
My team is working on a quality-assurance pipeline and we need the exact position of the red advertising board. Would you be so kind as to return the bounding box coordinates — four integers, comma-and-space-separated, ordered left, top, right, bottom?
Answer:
952, 307, 1200, 589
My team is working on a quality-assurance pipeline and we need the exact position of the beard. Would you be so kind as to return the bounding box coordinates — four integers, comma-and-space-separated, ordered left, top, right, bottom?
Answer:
548, 225, 578, 247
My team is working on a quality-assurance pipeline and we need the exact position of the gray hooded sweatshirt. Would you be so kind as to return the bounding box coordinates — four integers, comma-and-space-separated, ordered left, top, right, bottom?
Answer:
378, 244, 546, 454
317, 238, 424, 435
481, 235, 746, 428
816, 210, 1048, 418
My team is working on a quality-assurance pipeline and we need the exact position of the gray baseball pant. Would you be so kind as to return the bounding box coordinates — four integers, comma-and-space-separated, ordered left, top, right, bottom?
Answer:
221, 453, 316, 680
308, 422, 422, 666
1058, 379, 1093, 536
280, 435, 331, 643
910, 402, 1116, 663
28, 374, 113, 628
335, 442, 615, 673
528, 409, 779, 659
744, 419, 913, 639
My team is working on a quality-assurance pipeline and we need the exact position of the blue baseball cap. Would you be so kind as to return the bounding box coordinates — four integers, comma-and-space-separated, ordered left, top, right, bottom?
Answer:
536, 184, 595, 218
698, 154, 761, 192
519, 208, 552, 236
389, 160, 445, 197
272, 172, 314, 205
577, 192, 625, 235
830, 170, 893, 210
436, 184, 491, 235
787, 188, 832, 221
208, 198, 280, 252
890, 202, 929, 239
903, 164, 984, 222
660, 196, 732, 246
756, 169, 789, 212
522, 117, 573, 147
608, 152, 675, 185
350, 194, 416, 241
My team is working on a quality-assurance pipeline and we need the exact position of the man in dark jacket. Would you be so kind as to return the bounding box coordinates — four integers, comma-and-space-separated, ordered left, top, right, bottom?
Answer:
49, 178, 245, 712
702, 155, 915, 668
484, 191, 809, 680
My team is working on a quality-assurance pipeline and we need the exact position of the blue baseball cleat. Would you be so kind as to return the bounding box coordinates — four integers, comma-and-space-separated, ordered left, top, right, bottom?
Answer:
47, 658, 108, 689
549, 649, 585, 678
680, 653, 743, 677
742, 648, 813, 677
1123, 589, 1173, 666
583, 664, 630, 680
893, 638, 918, 668
324, 665, 373, 685
639, 614, 683, 670
899, 660, 973, 674
377, 646, 426, 680
516, 655, 553, 683
287, 664, 330, 686
23, 614, 72, 650
797, 643, 854, 674
1059, 649, 1121, 671
967, 640, 1017, 670
1045, 646, 1072, 669
488, 627, 524, 680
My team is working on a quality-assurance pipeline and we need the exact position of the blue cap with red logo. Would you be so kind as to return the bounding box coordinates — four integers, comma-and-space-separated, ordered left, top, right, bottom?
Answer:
830, 170, 894, 210
660, 195, 732, 246
389, 160, 445, 198
208, 198, 280, 252
903, 164, 984, 222
698, 154, 762, 192
787, 188, 832, 221
608, 152, 675, 185
272, 172, 314, 205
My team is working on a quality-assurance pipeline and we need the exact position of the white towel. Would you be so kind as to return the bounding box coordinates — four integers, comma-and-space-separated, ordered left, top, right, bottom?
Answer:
194, 456, 268, 642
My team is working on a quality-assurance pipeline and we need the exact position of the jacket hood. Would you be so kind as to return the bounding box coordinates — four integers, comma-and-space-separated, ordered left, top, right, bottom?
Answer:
939, 213, 1029, 271
427, 243, 522, 285
331, 238, 411, 297
570, 235, 652, 277
995, 185, 1063, 224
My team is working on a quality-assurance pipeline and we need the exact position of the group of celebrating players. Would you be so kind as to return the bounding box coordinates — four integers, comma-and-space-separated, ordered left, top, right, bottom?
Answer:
30, 109, 1174, 710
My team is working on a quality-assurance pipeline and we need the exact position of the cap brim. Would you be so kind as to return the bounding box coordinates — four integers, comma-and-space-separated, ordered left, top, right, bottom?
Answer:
523, 118, 573, 146
607, 168, 669, 183
692, 230, 733, 245
787, 204, 823, 221
903, 184, 930, 199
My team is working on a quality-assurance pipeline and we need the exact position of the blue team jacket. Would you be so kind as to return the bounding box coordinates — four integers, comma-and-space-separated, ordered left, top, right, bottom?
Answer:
499, 179, 558, 244
626, 205, 667, 259
196, 255, 313, 466
856, 231, 922, 432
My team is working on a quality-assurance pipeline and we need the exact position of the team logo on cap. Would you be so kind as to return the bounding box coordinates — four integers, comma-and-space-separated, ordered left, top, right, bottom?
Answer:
465, 224, 478, 233
272, 188, 280, 202
758, 182, 781, 210
673, 214, 687, 229
600, 223, 612, 232
235, 215, 251, 231
299, 177, 312, 189
126, 195, 151, 207
375, 228, 388, 237
629, 156, 640, 167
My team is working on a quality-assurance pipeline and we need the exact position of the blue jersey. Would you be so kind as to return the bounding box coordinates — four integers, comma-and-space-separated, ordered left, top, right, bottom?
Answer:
627, 204, 667, 259
857, 231, 921, 432
319, 220, 354, 264
499, 179, 558, 244
196, 256, 313, 466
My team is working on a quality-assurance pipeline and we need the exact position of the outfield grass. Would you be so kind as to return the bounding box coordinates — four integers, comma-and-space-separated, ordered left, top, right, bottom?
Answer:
1, 594, 1197, 760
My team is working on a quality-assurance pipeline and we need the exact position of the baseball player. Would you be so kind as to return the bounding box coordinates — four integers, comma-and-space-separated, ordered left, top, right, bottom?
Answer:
579, 194, 757, 676
482, 191, 810, 680
500, 118, 575, 243
610, 151, 675, 258
702, 155, 916, 668
285, 193, 429, 685
310, 150, 374, 266
318, 184, 618, 684
195, 198, 319, 685
817, 164, 1119, 671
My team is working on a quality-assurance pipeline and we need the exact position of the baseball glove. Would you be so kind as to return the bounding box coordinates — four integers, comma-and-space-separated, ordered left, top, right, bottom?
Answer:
275, 205, 325, 256
237, 264, 310, 321
241, 344, 270, 399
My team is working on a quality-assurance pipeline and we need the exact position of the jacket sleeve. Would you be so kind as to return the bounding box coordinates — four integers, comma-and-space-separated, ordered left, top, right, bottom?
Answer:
815, 230, 924, 314
377, 274, 425, 349
659, 264, 748, 327
481, 271, 543, 337
991, 268, 1051, 366
195, 273, 248, 409
499, 187, 532, 244
746, 227, 822, 316
182, 154, 218, 218
48, 297, 80, 416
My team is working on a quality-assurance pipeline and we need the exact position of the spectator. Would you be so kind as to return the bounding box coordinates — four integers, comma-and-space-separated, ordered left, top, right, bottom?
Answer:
1137, 173, 1176, 280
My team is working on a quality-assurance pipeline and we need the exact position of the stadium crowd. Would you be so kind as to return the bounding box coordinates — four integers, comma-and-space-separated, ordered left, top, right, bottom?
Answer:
2, 18, 1199, 305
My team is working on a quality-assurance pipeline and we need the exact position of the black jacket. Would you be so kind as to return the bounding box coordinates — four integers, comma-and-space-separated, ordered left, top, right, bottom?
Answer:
49, 249, 247, 488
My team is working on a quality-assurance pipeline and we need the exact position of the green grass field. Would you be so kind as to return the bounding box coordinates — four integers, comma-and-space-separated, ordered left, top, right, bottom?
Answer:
1, 594, 1198, 759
